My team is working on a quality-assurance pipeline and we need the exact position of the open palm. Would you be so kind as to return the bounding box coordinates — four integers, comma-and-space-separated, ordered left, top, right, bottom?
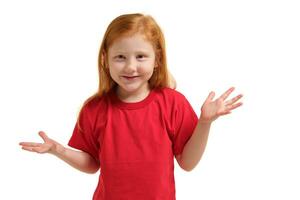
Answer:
199, 87, 243, 123
19, 131, 58, 154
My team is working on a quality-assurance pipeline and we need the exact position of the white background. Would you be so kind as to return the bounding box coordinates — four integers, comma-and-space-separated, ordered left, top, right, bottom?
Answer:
1, 0, 299, 199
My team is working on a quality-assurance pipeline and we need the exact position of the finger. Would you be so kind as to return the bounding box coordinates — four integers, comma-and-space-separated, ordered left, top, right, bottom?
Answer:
225, 94, 243, 106
220, 111, 232, 116
22, 145, 47, 153
204, 91, 215, 104
39, 131, 49, 142
19, 142, 43, 147
21, 146, 38, 153
219, 87, 235, 101
227, 102, 243, 111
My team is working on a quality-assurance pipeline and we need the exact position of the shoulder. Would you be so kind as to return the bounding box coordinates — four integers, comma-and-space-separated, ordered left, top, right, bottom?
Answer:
79, 93, 109, 117
152, 87, 193, 114
84, 93, 109, 108
76, 93, 110, 130
155, 87, 189, 103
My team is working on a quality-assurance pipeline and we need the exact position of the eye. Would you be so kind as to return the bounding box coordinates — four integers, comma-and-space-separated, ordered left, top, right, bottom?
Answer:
136, 54, 146, 59
114, 55, 126, 60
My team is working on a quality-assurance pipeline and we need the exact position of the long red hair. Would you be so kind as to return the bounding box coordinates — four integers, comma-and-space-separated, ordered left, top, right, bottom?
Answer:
98, 13, 170, 96
76, 13, 171, 131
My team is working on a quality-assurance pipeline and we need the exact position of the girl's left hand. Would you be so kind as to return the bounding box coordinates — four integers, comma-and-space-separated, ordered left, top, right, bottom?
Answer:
199, 87, 243, 123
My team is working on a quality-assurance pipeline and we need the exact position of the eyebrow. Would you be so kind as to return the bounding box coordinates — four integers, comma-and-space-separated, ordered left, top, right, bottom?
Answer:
113, 50, 150, 54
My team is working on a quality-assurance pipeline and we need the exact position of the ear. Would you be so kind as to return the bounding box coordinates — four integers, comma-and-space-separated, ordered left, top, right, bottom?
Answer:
154, 61, 159, 68
168, 70, 177, 89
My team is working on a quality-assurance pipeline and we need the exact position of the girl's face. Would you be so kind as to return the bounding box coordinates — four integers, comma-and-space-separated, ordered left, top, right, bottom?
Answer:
107, 33, 156, 99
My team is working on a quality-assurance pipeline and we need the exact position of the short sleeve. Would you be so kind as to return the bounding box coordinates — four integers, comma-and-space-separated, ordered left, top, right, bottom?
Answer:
68, 104, 100, 162
172, 95, 198, 156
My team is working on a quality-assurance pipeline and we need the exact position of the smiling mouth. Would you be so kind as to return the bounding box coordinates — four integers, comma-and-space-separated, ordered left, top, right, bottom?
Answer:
122, 76, 139, 80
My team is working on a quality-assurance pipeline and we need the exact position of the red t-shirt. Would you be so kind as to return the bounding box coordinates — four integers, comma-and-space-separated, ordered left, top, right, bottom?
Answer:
68, 87, 198, 200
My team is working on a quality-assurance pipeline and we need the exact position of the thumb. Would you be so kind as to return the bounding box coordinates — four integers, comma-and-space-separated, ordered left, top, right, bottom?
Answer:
38, 131, 49, 142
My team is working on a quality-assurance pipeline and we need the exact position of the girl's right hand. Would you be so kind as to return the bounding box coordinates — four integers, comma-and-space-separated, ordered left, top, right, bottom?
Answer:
19, 131, 61, 155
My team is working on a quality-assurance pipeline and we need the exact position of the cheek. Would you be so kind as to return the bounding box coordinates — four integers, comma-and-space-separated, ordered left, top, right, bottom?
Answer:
108, 65, 119, 81
146, 64, 156, 74
108, 67, 120, 83
140, 60, 155, 73
109, 62, 123, 73
139, 66, 155, 79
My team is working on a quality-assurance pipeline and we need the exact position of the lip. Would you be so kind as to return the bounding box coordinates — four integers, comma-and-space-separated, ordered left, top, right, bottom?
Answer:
122, 75, 139, 80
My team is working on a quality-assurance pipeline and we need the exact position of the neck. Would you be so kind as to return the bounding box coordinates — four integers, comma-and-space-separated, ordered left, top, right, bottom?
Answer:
116, 84, 151, 103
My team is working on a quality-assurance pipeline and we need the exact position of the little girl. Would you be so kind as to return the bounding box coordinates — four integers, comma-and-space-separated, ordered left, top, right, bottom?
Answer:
19, 13, 243, 200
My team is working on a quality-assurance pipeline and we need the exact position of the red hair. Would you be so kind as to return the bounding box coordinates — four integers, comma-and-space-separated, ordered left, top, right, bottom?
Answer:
98, 13, 170, 96
76, 13, 171, 132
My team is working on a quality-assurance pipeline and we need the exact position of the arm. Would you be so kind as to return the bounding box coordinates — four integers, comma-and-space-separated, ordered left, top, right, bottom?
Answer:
19, 131, 100, 174
52, 143, 100, 174
176, 87, 243, 171
176, 121, 211, 172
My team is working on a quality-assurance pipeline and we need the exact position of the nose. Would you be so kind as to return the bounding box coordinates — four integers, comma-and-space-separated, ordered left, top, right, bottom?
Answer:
124, 57, 138, 74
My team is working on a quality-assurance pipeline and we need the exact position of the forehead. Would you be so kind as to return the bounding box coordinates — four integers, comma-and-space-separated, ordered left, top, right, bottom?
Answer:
108, 33, 155, 54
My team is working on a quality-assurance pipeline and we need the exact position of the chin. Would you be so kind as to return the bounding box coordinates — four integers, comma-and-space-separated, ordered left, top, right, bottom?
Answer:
120, 85, 142, 93
118, 82, 149, 94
